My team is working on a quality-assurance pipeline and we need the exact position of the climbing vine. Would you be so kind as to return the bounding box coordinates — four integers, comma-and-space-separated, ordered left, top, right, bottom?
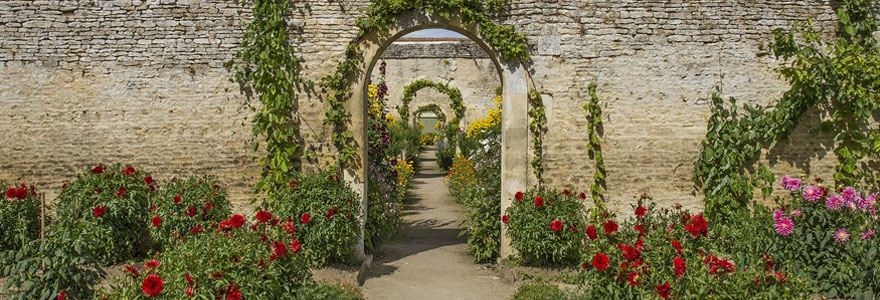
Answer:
226, 0, 309, 195
694, 0, 880, 221
527, 89, 546, 184
397, 79, 464, 124
584, 83, 607, 213
412, 103, 447, 125
321, 0, 531, 166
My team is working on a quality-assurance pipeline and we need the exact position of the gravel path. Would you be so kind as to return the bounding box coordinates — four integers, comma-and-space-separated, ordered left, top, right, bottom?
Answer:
359, 147, 515, 300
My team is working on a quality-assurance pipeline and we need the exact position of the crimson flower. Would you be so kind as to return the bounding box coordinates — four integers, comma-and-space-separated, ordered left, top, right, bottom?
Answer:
256, 210, 272, 223
149, 205, 157, 212
656, 282, 671, 299
91, 165, 105, 174
226, 284, 242, 300
289, 180, 298, 188
603, 220, 618, 234
563, 189, 571, 196
125, 265, 140, 277
673, 257, 686, 277
173, 194, 182, 204
618, 244, 641, 262
514, 191, 523, 201
185, 206, 196, 217
185, 287, 194, 297
301, 213, 311, 224
144, 259, 160, 269
579, 192, 587, 200
290, 239, 302, 253
627, 272, 641, 286
122, 166, 137, 176
635, 206, 647, 218
57, 290, 66, 300
534, 196, 544, 208
141, 274, 164, 297
670, 239, 683, 255
326, 207, 337, 219
684, 214, 708, 238
144, 176, 154, 186
151, 215, 162, 227
190, 225, 203, 235
592, 253, 610, 271
185, 273, 194, 286
502, 214, 509, 224
93, 206, 106, 217
272, 241, 287, 258
586, 225, 598, 240
229, 214, 245, 228
116, 189, 126, 198
550, 220, 563, 232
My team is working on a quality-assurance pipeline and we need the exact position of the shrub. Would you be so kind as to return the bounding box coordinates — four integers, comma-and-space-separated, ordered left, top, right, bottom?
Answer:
574, 195, 811, 299
505, 188, 587, 265
270, 169, 360, 266
148, 176, 231, 250
54, 164, 155, 265
512, 283, 568, 300
295, 282, 363, 300
761, 176, 880, 298
0, 183, 42, 251
387, 123, 422, 170
1, 219, 106, 300
102, 212, 311, 299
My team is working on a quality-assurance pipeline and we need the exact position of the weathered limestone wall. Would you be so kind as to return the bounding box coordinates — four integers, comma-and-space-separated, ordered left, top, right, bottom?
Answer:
373, 41, 500, 126
0, 0, 861, 212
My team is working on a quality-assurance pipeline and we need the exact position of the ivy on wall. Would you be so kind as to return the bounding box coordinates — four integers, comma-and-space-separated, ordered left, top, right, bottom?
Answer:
397, 79, 464, 125
695, 0, 880, 221
584, 83, 607, 213
226, 0, 309, 196
527, 89, 546, 184
412, 103, 447, 125
321, 0, 531, 166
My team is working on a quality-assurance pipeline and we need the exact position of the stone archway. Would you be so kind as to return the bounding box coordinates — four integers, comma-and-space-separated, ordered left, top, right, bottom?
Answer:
343, 9, 530, 260
412, 103, 447, 126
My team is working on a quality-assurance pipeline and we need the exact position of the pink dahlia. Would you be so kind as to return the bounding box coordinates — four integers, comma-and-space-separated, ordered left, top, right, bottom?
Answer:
841, 187, 858, 201
826, 195, 844, 210
774, 218, 794, 236
834, 228, 850, 243
861, 230, 875, 240
802, 185, 821, 202
858, 194, 876, 210
773, 209, 784, 221
781, 176, 801, 191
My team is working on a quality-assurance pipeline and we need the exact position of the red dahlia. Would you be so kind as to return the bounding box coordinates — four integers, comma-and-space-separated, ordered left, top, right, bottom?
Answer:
256, 210, 272, 223
563, 189, 571, 196
579, 192, 587, 200
185, 206, 196, 217
586, 225, 598, 240
91, 165, 105, 174
141, 274, 164, 297
635, 206, 647, 218
173, 194, 182, 203
226, 284, 242, 300
124, 265, 140, 277
670, 239, 683, 255
627, 272, 641, 286
229, 214, 245, 228
534, 196, 544, 208
290, 239, 302, 253
656, 282, 671, 299
289, 180, 298, 188
550, 220, 563, 232
301, 213, 311, 224
603, 220, 618, 234
326, 207, 337, 219
122, 166, 137, 176
93, 206, 106, 217
272, 241, 287, 258
57, 290, 66, 300
502, 214, 509, 224
151, 215, 162, 227
673, 257, 686, 277
514, 191, 523, 201
592, 253, 610, 271
144, 259, 160, 269
116, 189, 126, 198
684, 214, 708, 238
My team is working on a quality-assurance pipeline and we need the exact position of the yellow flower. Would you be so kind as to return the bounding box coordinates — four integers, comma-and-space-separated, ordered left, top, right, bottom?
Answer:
385, 113, 396, 125
466, 95, 503, 137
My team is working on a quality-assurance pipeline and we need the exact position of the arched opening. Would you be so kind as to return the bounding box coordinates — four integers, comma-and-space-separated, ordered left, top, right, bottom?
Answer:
343, 9, 531, 260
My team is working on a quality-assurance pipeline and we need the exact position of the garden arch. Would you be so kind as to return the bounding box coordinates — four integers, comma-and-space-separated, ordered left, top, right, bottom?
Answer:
412, 103, 447, 126
397, 79, 464, 128
343, 9, 531, 260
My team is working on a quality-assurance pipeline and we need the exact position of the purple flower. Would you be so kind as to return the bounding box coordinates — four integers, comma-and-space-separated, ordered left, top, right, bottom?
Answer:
841, 187, 857, 201
781, 176, 802, 191
774, 217, 794, 236
861, 230, 875, 240
773, 209, 784, 221
857, 194, 876, 210
834, 228, 850, 243
826, 195, 844, 210
802, 185, 822, 202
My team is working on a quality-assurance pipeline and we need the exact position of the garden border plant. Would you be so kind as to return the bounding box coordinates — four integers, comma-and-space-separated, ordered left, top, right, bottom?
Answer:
584, 82, 608, 215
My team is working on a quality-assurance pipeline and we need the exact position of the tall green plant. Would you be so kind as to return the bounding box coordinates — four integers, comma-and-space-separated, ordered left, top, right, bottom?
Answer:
226, 0, 309, 196
583, 83, 607, 216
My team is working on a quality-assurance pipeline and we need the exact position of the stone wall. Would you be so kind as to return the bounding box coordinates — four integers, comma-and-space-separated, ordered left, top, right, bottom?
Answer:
0, 0, 863, 212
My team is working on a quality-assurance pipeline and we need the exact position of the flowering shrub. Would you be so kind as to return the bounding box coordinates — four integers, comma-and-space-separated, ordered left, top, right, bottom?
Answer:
0, 183, 42, 251
270, 169, 359, 266
54, 164, 155, 265
148, 176, 231, 250
103, 212, 311, 299
505, 188, 587, 265
574, 195, 811, 299
765, 176, 880, 298
1, 218, 105, 300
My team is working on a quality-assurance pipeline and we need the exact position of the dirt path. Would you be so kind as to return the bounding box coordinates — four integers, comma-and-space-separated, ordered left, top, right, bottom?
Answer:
358, 147, 516, 300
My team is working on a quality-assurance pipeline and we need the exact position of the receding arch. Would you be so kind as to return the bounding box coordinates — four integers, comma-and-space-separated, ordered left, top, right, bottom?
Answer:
412, 103, 448, 126
343, 9, 532, 260
397, 79, 464, 126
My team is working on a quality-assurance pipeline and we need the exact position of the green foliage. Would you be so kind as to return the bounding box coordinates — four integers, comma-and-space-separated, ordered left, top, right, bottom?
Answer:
54, 164, 153, 265
512, 283, 568, 300
148, 176, 231, 250
453, 119, 502, 262
294, 282, 363, 300
322, 0, 530, 165
528, 89, 547, 184
1, 219, 106, 300
226, 0, 309, 195
387, 123, 423, 170
696, 0, 880, 221
398, 79, 464, 126
436, 134, 458, 170
103, 215, 311, 299
412, 103, 447, 125
583, 83, 607, 216
505, 188, 587, 265
0, 183, 42, 251
270, 169, 360, 267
